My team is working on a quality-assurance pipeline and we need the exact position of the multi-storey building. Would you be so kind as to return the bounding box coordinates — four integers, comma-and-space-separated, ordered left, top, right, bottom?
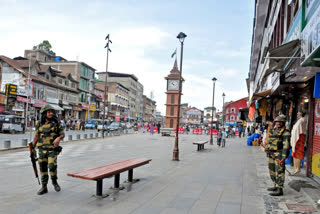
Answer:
203, 106, 216, 123
41, 60, 97, 120
97, 72, 141, 121
249, 0, 320, 178
142, 95, 156, 122
224, 98, 247, 127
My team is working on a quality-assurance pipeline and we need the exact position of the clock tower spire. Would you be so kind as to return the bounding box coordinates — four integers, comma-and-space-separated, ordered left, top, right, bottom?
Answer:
164, 59, 184, 128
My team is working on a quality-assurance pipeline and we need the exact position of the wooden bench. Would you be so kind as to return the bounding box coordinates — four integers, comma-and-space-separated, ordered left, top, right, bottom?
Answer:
193, 141, 208, 151
160, 128, 174, 136
67, 158, 152, 198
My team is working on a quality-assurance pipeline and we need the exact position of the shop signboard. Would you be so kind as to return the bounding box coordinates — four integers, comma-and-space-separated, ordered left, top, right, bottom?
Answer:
314, 72, 320, 98
5, 83, 17, 96
72, 105, 82, 111
17, 96, 35, 104
312, 98, 320, 177
115, 111, 120, 122
286, 8, 301, 43
17, 87, 28, 96
32, 99, 47, 108
89, 102, 96, 111
0, 94, 7, 105
301, 3, 320, 65
82, 104, 89, 110
46, 97, 59, 104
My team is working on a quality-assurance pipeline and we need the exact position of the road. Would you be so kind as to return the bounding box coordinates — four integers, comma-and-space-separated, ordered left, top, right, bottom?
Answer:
0, 133, 319, 213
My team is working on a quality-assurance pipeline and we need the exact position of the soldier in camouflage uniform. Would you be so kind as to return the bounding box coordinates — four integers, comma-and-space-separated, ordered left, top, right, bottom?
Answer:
32, 104, 65, 195
265, 114, 290, 196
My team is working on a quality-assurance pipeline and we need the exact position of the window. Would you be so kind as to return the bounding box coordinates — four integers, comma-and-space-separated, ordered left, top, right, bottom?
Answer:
81, 65, 88, 77
230, 115, 235, 121
65, 80, 69, 86
171, 95, 175, 104
80, 78, 88, 90
71, 82, 76, 88
58, 78, 62, 84
46, 74, 50, 80
60, 94, 64, 100
170, 107, 174, 116
231, 108, 235, 113
170, 119, 174, 128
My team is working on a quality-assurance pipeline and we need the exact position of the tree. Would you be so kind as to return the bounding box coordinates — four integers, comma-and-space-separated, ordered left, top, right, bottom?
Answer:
33, 40, 52, 52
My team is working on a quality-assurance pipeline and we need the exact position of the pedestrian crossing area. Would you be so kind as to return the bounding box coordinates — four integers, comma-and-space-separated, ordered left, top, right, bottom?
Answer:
0, 141, 117, 169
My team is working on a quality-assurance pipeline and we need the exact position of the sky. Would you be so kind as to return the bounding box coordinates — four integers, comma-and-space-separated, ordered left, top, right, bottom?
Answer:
0, 0, 254, 115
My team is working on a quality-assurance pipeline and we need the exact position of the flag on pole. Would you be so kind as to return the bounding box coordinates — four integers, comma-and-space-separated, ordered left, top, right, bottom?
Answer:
171, 48, 177, 58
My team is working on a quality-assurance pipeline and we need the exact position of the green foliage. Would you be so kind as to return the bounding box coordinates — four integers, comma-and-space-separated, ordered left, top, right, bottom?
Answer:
33, 40, 52, 51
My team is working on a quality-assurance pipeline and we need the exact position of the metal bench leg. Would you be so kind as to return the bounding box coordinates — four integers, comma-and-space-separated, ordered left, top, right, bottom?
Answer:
128, 169, 133, 182
197, 145, 200, 151
114, 174, 120, 188
96, 179, 103, 196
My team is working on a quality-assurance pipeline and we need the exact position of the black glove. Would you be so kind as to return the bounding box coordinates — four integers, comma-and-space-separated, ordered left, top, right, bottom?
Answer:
54, 146, 63, 155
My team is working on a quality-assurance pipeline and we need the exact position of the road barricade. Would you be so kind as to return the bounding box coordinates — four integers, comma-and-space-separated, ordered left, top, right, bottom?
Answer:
192, 128, 198, 135
174, 128, 185, 134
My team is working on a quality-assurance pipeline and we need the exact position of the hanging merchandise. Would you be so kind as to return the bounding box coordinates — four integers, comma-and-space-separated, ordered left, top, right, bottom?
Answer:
248, 103, 256, 121
258, 99, 269, 117
289, 101, 293, 117
275, 99, 283, 112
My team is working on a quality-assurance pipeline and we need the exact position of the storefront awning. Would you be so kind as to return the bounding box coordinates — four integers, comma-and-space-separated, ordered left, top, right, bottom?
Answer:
264, 39, 300, 77
249, 89, 272, 105
50, 104, 64, 111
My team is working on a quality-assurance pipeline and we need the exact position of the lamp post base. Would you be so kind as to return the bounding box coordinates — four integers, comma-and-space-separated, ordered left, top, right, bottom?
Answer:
172, 149, 179, 161
210, 138, 213, 145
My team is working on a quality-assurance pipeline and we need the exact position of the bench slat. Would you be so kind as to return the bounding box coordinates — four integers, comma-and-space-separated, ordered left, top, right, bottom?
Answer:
67, 158, 151, 180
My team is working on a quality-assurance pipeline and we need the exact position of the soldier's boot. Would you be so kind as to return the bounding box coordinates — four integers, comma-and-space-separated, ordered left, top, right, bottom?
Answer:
269, 188, 283, 196
37, 184, 48, 195
267, 186, 277, 191
52, 179, 61, 192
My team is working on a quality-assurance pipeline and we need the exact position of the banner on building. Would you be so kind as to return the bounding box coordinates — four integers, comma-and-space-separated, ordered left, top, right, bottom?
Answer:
82, 104, 89, 110
312, 98, 320, 177
115, 112, 120, 122
25, 79, 33, 97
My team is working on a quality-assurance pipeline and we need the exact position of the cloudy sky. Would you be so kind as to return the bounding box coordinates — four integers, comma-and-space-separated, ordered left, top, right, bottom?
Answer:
0, 0, 254, 114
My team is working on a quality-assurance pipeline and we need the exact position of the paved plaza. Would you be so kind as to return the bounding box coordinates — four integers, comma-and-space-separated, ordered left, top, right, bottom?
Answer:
1, 132, 320, 214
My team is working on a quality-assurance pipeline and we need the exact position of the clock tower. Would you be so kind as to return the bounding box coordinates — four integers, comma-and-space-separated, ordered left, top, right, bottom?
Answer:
164, 59, 183, 128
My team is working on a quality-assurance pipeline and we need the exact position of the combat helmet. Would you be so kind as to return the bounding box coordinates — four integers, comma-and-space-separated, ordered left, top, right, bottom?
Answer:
274, 114, 286, 122
40, 104, 55, 114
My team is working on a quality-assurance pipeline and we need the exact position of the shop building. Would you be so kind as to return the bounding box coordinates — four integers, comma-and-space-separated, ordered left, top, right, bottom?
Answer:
249, 0, 320, 178
224, 98, 247, 127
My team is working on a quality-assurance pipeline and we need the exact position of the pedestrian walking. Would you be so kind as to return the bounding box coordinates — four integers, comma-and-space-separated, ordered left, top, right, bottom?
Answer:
264, 114, 290, 196
221, 128, 227, 147
32, 104, 65, 195
290, 111, 307, 176
217, 129, 222, 146
156, 122, 161, 134
149, 122, 154, 135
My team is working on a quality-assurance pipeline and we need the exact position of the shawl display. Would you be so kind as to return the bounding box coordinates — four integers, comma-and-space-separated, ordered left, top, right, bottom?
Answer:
290, 117, 307, 152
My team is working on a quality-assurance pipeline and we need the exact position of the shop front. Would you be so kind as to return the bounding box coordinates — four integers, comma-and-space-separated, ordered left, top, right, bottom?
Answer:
32, 99, 47, 120
72, 105, 82, 119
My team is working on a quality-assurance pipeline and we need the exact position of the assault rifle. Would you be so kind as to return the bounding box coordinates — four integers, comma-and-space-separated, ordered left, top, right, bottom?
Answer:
260, 143, 291, 174
28, 143, 40, 185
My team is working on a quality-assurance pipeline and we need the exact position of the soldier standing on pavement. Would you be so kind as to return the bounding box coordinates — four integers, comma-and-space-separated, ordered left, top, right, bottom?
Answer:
265, 115, 290, 196
32, 104, 65, 195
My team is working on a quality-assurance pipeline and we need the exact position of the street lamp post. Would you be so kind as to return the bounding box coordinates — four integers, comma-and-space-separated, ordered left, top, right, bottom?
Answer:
222, 93, 225, 127
26, 54, 34, 141
102, 34, 112, 139
173, 32, 187, 161
210, 77, 217, 145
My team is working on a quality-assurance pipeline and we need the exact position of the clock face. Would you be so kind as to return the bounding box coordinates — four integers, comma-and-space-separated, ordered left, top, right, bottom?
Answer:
168, 79, 179, 90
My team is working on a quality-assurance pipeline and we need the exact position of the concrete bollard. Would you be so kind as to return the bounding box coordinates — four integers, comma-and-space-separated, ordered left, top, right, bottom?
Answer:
84, 134, 87, 139
4, 140, 11, 149
68, 135, 72, 141
21, 139, 28, 147
90, 133, 93, 138
77, 134, 80, 140
95, 133, 98, 138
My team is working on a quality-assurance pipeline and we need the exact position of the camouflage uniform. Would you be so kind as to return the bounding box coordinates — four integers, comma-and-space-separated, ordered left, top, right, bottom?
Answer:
266, 127, 290, 189
36, 119, 64, 185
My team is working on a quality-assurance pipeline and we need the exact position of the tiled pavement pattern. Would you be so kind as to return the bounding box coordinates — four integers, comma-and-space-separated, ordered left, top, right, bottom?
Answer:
0, 133, 320, 214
